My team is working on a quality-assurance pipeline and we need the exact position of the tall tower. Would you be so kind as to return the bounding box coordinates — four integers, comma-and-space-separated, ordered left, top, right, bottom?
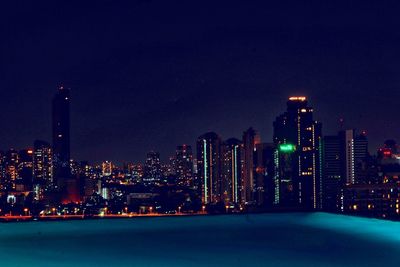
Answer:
33, 140, 53, 184
254, 143, 275, 206
222, 138, 242, 204
322, 130, 369, 211
52, 86, 71, 190
175, 145, 194, 187
143, 151, 162, 185
196, 132, 222, 204
337, 129, 369, 185
273, 96, 322, 210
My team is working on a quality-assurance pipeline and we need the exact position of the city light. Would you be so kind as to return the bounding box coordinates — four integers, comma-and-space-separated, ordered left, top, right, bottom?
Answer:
279, 143, 296, 153
289, 96, 306, 101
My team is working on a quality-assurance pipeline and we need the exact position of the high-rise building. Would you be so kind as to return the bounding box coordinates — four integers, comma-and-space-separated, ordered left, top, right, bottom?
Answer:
17, 149, 34, 191
102, 161, 113, 177
322, 130, 369, 211
4, 149, 19, 190
196, 132, 222, 204
273, 96, 322, 210
128, 163, 144, 184
222, 138, 242, 204
144, 151, 162, 185
52, 86, 71, 189
344, 130, 369, 184
33, 140, 53, 186
321, 135, 342, 211
242, 127, 260, 204
52, 86, 80, 204
175, 145, 194, 187
254, 143, 275, 206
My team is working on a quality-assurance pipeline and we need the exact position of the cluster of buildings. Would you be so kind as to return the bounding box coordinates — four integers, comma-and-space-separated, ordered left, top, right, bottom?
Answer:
0, 87, 399, 220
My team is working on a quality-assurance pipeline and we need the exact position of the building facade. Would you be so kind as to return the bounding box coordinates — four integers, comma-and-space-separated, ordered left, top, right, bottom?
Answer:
273, 96, 322, 210
197, 132, 222, 204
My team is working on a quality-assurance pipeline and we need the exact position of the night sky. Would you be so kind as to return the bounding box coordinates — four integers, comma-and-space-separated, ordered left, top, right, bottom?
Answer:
1, 1, 399, 164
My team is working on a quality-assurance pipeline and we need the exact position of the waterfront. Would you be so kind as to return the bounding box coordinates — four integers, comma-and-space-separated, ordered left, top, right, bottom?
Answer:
0, 212, 399, 266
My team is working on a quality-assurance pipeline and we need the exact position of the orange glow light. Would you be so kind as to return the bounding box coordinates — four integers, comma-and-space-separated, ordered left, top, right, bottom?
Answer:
289, 96, 306, 101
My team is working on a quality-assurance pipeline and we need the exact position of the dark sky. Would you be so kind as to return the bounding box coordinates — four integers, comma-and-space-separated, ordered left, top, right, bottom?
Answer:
1, 1, 400, 164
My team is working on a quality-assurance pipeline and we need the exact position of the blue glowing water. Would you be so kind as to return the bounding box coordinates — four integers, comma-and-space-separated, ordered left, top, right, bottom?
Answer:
0, 213, 399, 266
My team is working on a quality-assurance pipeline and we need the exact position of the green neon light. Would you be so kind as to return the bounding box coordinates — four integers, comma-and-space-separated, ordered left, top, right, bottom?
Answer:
279, 143, 295, 153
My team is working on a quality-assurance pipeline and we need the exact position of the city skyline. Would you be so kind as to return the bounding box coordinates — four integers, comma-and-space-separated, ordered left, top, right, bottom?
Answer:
0, 87, 394, 165
2, 2, 400, 266
1, 1, 400, 164
0, 91, 396, 220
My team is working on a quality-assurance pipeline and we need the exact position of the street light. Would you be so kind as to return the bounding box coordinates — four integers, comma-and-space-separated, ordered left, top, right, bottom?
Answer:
178, 206, 181, 214
149, 207, 153, 214
202, 205, 206, 214
23, 208, 29, 216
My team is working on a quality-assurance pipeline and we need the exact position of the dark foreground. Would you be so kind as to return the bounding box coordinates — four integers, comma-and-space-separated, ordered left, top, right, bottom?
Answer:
0, 212, 399, 266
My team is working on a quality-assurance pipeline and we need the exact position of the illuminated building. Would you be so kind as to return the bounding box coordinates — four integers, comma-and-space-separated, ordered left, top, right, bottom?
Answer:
52, 86, 71, 189
175, 145, 194, 187
128, 163, 144, 183
242, 127, 260, 204
322, 130, 369, 211
102, 161, 113, 177
17, 149, 34, 191
70, 159, 81, 177
144, 151, 162, 185
161, 162, 175, 184
33, 140, 53, 186
273, 143, 297, 206
0, 152, 5, 189
222, 138, 242, 204
196, 132, 222, 204
273, 96, 322, 210
376, 140, 400, 185
341, 183, 400, 219
4, 149, 19, 190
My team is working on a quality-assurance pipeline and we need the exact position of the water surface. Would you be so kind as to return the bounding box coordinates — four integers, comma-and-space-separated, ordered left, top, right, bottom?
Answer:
0, 213, 398, 266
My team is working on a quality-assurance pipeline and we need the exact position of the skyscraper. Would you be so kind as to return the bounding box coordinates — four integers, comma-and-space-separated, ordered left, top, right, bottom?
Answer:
102, 161, 113, 177
52, 86, 71, 190
4, 149, 19, 191
322, 130, 369, 211
321, 135, 342, 211
242, 127, 260, 204
222, 138, 242, 204
17, 149, 34, 191
337, 130, 369, 185
273, 96, 322, 210
196, 132, 222, 204
144, 151, 162, 185
175, 145, 194, 187
254, 143, 275, 206
33, 140, 53, 186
